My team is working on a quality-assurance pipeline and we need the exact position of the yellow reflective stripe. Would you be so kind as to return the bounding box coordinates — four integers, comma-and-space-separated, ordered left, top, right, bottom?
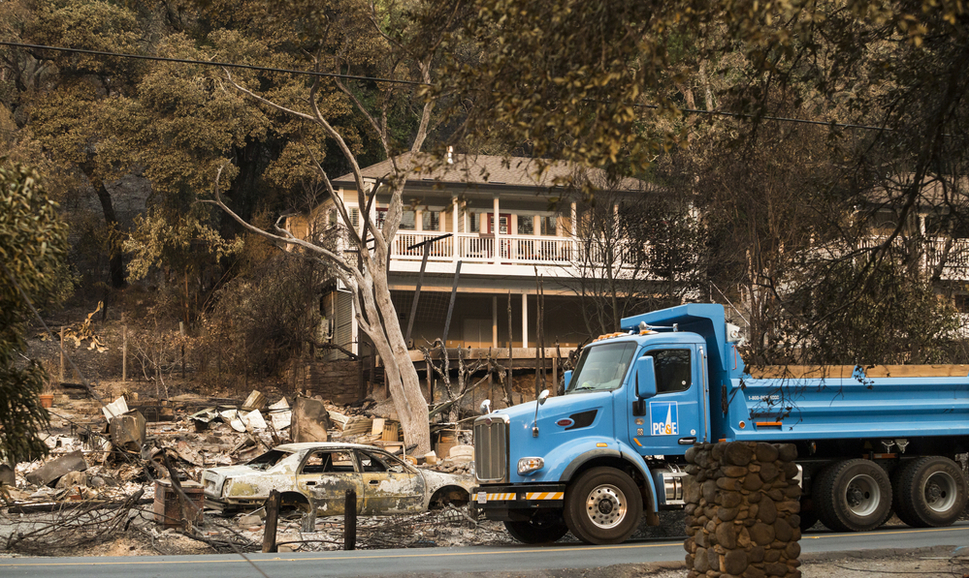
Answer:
486, 493, 516, 501
524, 492, 564, 500
484, 492, 564, 501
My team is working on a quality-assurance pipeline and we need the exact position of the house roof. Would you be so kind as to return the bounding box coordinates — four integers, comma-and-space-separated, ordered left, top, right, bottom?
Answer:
333, 153, 651, 192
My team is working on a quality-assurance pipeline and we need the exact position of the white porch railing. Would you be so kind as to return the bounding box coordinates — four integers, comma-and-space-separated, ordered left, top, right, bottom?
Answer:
376, 230, 968, 280
858, 236, 968, 281
390, 231, 576, 265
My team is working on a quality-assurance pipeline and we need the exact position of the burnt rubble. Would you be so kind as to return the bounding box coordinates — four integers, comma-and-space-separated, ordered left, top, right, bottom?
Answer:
0, 389, 489, 556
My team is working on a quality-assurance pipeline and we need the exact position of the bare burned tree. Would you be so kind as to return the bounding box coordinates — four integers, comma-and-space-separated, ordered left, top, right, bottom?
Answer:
421, 341, 504, 422
561, 184, 707, 336
205, 2, 466, 454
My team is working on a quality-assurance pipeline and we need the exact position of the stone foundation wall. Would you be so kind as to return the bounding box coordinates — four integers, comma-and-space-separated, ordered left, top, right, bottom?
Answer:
684, 442, 802, 578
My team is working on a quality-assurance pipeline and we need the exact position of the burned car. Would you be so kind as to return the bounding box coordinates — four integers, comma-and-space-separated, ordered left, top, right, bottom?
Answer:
201, 442, 473, 515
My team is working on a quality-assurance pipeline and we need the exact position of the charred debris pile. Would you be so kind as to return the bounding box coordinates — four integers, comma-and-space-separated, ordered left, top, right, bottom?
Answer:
0, 389, 490, 556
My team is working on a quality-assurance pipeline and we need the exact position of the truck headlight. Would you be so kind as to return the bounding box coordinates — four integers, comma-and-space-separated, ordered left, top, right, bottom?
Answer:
517, 457, 544, 475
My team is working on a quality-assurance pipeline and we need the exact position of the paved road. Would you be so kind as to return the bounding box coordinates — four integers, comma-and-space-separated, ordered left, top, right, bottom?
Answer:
1, 523, 966, 578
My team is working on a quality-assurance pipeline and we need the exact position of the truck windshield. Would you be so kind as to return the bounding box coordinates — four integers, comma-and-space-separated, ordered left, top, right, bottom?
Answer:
566, 342, 637, 394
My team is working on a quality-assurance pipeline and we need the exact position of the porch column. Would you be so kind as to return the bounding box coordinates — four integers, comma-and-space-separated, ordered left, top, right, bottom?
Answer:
492, 296, 498, 348
919, 213, 927, 272
522, 293, 529, 348
493, 194, 501, 264
570, 201, 578, 268
452, 195, 460, 262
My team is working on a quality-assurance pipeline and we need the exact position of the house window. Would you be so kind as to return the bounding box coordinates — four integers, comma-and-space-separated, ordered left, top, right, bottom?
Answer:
400, 210, 416, 230
350, 207, 360, 227
328, 209, 338, 226
469, 212, 480, 233
518, 216, 533, 235
540, 215, 557, 236
423, 210, 440, 231
377, 208, 416, 230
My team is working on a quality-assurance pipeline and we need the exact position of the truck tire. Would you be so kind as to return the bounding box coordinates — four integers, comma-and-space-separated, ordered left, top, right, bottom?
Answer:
892, 456, 967, 528
503, 512, 569, 544
798, 497, 818, 531
564, 467, 642, 545
813, 459, 892, 532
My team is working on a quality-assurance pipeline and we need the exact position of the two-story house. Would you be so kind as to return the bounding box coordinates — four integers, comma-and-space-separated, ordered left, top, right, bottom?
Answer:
289, 153, 654, 365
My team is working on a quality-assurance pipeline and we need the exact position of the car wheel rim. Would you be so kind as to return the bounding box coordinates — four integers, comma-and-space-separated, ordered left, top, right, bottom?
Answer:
584, 484, 627, 530
845, 473, 880, 517
923, 471, 957, 513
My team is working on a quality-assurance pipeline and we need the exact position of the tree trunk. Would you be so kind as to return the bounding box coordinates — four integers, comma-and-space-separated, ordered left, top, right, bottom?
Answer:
84, 165, 126, 289
368, 264, 431, 455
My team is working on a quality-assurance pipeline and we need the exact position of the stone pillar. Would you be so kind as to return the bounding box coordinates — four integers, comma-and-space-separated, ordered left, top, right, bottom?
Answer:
684, 441, 802, 578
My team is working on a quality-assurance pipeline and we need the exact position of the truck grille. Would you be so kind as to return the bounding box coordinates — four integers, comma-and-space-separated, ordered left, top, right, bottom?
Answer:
474, 415, 509, 482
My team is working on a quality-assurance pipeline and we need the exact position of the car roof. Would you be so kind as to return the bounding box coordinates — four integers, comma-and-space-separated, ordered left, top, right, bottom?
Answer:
273, 442, 390, 453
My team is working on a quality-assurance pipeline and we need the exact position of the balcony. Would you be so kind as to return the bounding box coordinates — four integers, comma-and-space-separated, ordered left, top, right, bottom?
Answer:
390, 231, 575, 265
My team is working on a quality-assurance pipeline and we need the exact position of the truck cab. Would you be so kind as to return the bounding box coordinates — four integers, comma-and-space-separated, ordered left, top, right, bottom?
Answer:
473, 316, 718, 544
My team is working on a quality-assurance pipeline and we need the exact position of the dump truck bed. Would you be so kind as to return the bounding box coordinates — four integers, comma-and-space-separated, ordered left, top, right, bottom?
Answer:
717, 364, 969, 442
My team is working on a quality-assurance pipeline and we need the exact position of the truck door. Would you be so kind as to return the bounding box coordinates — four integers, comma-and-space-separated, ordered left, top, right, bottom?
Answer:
627, 345, 708, 456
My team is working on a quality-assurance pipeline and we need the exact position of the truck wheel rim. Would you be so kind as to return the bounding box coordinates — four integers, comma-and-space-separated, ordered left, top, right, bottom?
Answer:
584, 484, 627, 529
845, 473, 880, 517
923, 471, 957, 513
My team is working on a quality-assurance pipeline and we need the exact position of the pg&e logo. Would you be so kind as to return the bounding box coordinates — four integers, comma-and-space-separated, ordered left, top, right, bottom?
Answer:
649, 401, 678, 436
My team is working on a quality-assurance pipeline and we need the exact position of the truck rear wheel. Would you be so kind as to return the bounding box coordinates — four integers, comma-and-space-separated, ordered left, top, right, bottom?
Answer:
813, 459, 892, 532
798, 497, 818, 531
564, 467, 642, 545
892, 456, 967, 528
503, 512, 569, 544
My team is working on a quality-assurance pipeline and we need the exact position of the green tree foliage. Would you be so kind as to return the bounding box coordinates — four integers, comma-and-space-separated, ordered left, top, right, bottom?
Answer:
1, 1, 366, 314
11, 0, 146, 289
0, 162, 69, 463
433, 0, 966, 177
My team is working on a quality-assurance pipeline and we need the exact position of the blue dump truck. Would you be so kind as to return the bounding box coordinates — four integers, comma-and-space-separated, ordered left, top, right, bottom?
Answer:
472, 303, 969, 544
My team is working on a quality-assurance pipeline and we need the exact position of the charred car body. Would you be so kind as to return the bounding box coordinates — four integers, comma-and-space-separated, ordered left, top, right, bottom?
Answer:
201, 442, 473, 515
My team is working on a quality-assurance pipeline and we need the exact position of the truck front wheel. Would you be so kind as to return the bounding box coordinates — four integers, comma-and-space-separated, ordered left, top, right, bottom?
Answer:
892, 456, 967, 528
503, 512, 569, 544
564, 467, 642, 544
814, 459, 892, 532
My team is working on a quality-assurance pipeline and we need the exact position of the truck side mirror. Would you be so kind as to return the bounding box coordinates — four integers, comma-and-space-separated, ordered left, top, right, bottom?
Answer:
563, 370, 572, 390
636, 356, 657, 399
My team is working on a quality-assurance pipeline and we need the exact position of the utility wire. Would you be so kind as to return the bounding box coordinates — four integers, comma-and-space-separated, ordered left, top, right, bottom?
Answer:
0, 41, 426, 86
1, 41, 911, 133
632, 102, 897, 132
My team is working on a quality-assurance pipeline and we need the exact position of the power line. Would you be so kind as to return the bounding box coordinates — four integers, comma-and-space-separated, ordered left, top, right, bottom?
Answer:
0, 41, 426, 86
1, 41, 919, 133
633, 102, 896, 132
